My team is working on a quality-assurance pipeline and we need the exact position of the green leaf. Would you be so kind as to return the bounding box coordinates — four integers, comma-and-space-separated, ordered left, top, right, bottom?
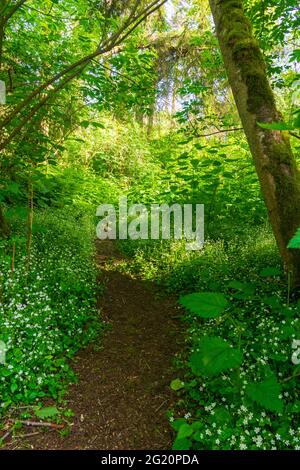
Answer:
289, 49, 300, 63
190, 336, 243, 377
228, 280, 255, 298
177, 423, 193, 439
170, 418, 186, 431
257, 121, 294, 131
5, 182, 21, 195
263, 295, 282, 310
288, 228, 300, 249
79, 121, 90, 128
179, 292, 228, 318
35, 406, 59, 419
10, 383, 18, 393
286, 401, 300, 414
245, 375, 283, 413
170, 378, 184, 391
212, 407, 231, 424
90, 121, 105, 129
172, 438, 191, 450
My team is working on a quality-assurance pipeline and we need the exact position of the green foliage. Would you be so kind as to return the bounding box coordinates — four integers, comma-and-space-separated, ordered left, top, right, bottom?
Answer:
288, 227, 300, 249
179, 292, 228, 318
119, 230, 300, 450
170, 379, 185, 391
190, 336, 243, 377
34, 406, 59, 419
260, 267, 281, 277
246, 375, 283, 413
0, 209, 102, 409
0, 0, 299, 452
257, 118, 300, 132
257, 121, 295, 131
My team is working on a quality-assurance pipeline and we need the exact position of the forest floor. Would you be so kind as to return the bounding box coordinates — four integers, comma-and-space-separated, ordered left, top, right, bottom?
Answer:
9, 240, 182, 450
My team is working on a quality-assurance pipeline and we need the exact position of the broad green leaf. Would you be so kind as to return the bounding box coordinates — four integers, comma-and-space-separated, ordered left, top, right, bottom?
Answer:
246, 375, 283, 413
212, 407, 231, 424
179, 292, 228, 318
228, 280, 255, 297
177, 423, 193, 439
257, 121, 294, 131
172, 438, 191, 450
170, 418, 186, 431
288, 228, 300, 249
35, 406, 59, 419
189, 336, 243, 377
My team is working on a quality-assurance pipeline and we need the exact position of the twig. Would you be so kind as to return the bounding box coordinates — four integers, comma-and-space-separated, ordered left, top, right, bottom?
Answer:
155, 399, 168, 412
18, 420, 64, 429
1, 430, 12, 441
282, 371, 300, 382
289, 131, 300, 140
13, 431, 41, 439
194, 127, 243, 137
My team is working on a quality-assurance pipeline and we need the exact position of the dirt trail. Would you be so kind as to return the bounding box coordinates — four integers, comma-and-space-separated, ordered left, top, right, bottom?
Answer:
16, 240, 182, 450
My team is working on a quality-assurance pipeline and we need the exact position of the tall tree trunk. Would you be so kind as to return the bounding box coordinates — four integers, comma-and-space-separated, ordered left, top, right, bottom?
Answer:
209, 0, 300, 288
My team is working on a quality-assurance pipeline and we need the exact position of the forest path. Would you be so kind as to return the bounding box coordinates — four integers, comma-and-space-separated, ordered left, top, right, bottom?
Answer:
17, 240, 182, 450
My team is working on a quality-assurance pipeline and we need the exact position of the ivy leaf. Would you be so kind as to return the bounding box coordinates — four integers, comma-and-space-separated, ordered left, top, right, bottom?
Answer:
179, 292, 228, 318
245, 375, 283, 413
189, 336, 243, 377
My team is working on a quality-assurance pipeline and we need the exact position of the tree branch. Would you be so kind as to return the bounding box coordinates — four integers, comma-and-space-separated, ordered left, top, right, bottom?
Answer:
289, 131, 300, 141
194, 127, 243, 137
0, 64, 87, 150
0, 0, 167, 134
2, 0, 27, 23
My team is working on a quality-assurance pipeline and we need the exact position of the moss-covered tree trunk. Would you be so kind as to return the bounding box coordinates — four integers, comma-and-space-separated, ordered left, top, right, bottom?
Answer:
209, 0, 300, 288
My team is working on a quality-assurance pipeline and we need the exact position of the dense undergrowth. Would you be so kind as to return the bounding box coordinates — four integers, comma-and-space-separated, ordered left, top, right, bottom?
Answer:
1, 116, 299, 449
118, 227, 300, 450
0, 209, 102, 415
0, 0, 299, 453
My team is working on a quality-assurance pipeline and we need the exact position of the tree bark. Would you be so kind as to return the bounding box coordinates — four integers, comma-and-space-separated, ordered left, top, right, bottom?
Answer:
209, 0, 300, 288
